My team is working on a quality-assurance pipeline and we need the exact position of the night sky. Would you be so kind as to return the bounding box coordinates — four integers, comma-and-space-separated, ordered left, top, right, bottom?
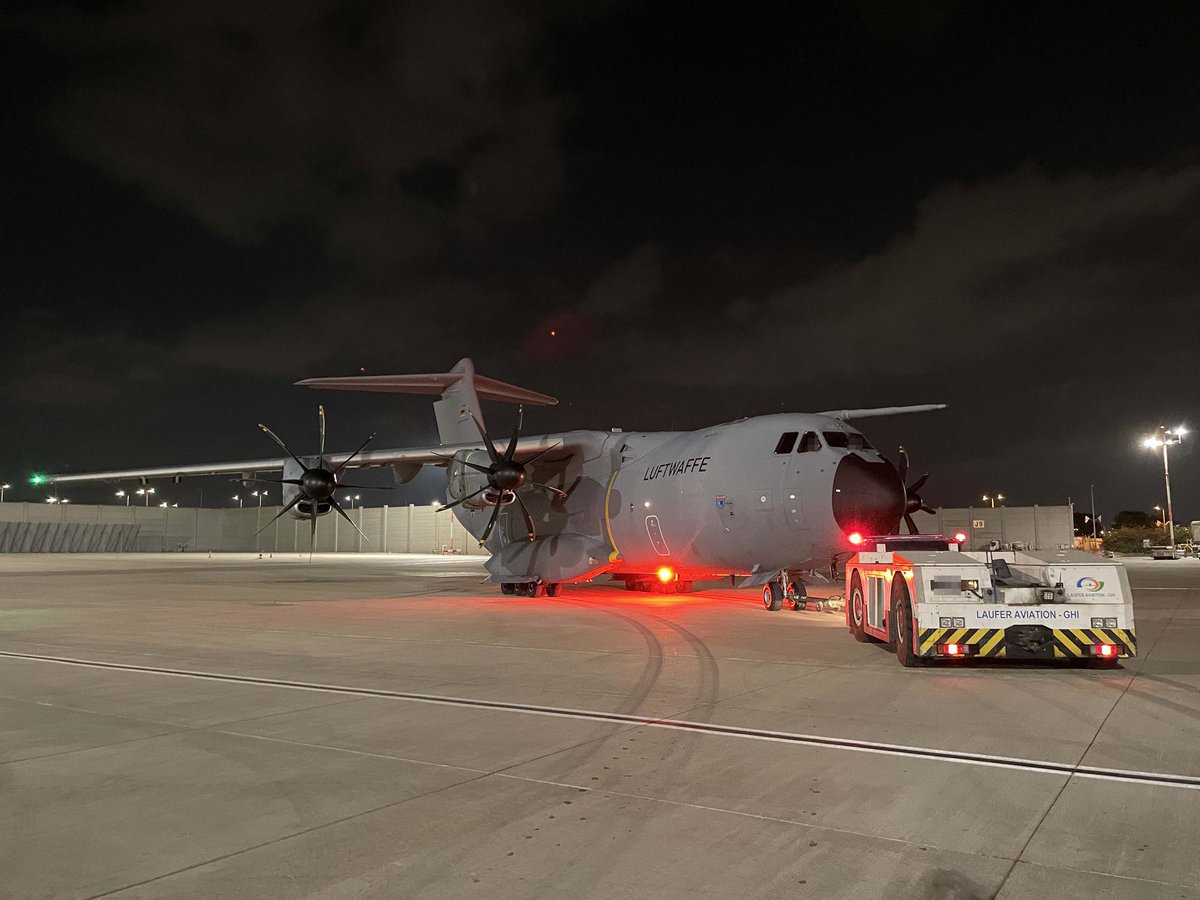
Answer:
3, 1, 1198, 520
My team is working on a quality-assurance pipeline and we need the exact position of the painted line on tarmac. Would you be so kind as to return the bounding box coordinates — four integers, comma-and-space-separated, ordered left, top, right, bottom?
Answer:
3, 649, 1199, 792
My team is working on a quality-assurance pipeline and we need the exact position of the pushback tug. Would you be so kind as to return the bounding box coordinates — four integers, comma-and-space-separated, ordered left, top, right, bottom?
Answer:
844, 535, 1136, 667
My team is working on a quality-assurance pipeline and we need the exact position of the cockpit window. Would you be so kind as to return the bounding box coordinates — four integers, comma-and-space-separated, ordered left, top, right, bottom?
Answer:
774, 431, 798, 454
797, 432, 821, 452
823, 431, 850, 448
847, 433, 873, 450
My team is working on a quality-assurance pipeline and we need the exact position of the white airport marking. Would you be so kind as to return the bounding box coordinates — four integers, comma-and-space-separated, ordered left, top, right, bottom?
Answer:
3, 649, 1199, 792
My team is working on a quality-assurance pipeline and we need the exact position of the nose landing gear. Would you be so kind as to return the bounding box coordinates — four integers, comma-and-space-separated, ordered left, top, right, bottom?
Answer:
762, 574, 820, 611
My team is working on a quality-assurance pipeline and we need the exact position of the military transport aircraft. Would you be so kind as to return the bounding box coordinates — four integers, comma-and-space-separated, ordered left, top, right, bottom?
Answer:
44, 359, 943, 606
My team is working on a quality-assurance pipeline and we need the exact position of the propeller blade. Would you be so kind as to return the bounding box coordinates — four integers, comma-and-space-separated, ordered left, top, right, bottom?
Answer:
332, 432, 377, 475
904, 513, 919, 535
330, 497, 369, 541
908, 473, 930, 494
470, 413, 501, 465
438, 486, 488, 512
431, 453, 494, 475
529, 481, 568, 499
513, 491, 536, 542
453, 460, 492, 475
505, 405, 523, 461
897, 446, 909, 484
318, 405, 327, 463
333, 484, 391, 491
920, 503, 936, 515
517, 442, 562, 466
259, 423, 308, 471
309, 511, 318, 563
479, 500, 503, 545
238, 477, 303, 486
255, 493, 304, 536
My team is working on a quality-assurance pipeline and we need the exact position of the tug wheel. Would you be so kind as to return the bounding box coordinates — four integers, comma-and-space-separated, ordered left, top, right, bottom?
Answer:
892, 579, 925, 668
849, 572, 869, 642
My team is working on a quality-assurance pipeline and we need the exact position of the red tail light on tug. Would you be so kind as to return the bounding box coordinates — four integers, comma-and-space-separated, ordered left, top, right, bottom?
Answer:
1095, 643, 1117, 658
657, 566, 675, 583
847, 532, 864, 546
953, 531, 967, 545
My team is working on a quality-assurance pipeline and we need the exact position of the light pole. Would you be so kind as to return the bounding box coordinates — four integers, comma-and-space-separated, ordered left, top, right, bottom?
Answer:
116, 490, 130, 506
233, 494, 243, 509
1142, 426, 1185, 550
982, 493, 1005, 508
1, 483, 10, 503
344, 494, 360, 510
1153, 505, 1165, 528
252, 490, 267, 508
136, 488, 155, 507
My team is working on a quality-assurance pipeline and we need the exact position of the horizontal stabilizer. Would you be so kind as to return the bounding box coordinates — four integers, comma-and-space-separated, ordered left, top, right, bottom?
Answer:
818, 403, 946, 420
297, 370, 557, 406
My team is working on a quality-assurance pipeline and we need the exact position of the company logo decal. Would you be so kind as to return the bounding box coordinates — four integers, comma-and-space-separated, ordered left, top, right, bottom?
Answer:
1076, 576, 1105, 591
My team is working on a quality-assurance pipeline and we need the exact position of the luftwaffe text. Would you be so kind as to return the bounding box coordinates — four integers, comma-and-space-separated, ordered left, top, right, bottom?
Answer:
643, 456, 710, 480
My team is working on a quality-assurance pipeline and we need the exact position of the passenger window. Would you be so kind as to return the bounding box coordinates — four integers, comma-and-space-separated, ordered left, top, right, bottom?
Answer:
797, 432, 821, 453
823, 431, 850, 449
774, 431, 798, 454
847, 433, 873, 450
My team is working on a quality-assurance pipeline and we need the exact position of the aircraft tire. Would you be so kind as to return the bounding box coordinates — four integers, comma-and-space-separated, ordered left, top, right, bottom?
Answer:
892, 581, 925, 667
763, 582, 783, 611
676, 581, 693, 593
849, 572, 869, 641
501, 583, 516, 596
545, 582, 561, 597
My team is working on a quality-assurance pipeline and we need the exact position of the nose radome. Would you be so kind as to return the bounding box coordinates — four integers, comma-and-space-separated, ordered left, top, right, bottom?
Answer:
831, 454, 905, 537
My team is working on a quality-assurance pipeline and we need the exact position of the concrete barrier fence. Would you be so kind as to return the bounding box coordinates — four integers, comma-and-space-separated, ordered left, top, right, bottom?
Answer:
0, 502, 483, 554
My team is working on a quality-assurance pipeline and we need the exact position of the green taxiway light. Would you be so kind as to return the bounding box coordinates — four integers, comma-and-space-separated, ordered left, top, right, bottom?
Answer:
29, 474, 47, 486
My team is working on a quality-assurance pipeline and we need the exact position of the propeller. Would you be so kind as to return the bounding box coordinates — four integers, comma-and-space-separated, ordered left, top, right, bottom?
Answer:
897, 445, 934, 535
437, 406, 565, 545
253, 405, 380, 554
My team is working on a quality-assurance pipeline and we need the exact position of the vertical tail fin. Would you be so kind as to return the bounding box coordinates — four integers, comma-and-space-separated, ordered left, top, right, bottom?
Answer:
433, 359, 485, 445
295, 358, 557, 446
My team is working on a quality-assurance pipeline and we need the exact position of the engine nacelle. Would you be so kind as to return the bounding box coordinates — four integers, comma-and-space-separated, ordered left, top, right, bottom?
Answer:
281, 458, 334, 519
445, 452, 498, 509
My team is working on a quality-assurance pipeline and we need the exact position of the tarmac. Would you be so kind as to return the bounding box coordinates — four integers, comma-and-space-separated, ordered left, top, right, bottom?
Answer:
1, 552, 1198, 899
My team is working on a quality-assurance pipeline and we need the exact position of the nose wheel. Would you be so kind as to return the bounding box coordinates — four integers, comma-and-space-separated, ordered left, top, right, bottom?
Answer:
762, 582, 784, 611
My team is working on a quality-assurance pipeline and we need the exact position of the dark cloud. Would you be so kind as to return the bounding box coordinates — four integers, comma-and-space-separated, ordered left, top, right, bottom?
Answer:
45, 1, 565, 272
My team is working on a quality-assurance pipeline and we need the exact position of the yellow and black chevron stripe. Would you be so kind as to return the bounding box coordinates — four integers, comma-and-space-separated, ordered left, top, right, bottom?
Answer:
918, 627, 1009, 657
916, 626, 1136, 658
1049, 628, 1136, 659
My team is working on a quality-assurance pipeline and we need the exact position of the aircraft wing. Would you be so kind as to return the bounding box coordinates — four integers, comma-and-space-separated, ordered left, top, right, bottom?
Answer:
42, 437, 566, 485
818, 404, 946, 420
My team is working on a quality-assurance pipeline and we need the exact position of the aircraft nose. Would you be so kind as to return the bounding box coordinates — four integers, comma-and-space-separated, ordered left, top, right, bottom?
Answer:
831, 454, 905, 537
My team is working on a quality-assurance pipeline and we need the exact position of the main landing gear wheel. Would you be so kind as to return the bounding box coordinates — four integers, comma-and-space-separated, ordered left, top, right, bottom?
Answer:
763, 582, 783, 611
500, 583, 516, 596
545, 582, 561, 597
892, 579, 925, 668
849, 572, 869, 642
